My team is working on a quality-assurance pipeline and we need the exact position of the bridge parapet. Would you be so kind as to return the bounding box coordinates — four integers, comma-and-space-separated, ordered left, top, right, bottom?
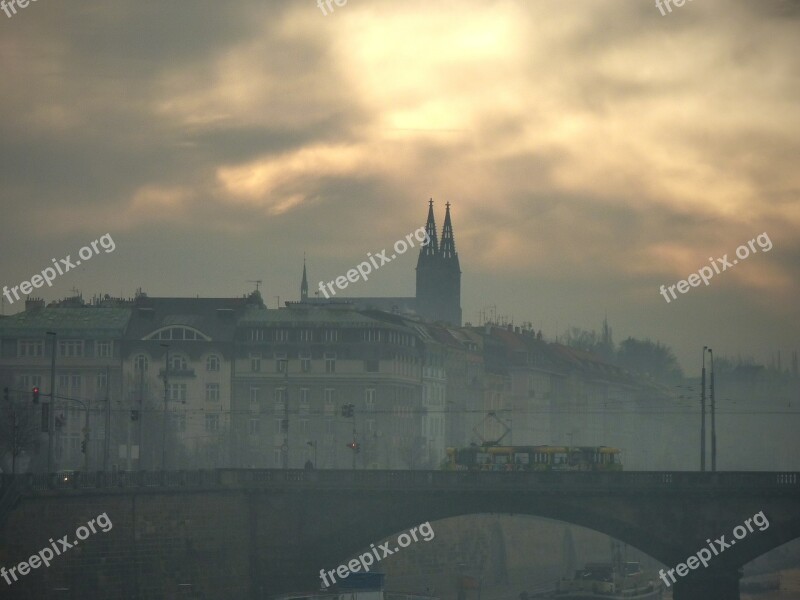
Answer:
2, 470, 798, 496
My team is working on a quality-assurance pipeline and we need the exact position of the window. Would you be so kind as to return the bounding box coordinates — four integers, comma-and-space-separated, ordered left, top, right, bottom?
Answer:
96, 341, 112, 358
249, 387, 260, 410
325, 352, 336, 373
250, 354, 261, 372
19, 340, 43, 357
325, 418, 335, 434
299, 329, 313, 342
366, 418, 376, 434
173, 413, 187, 432
167, 383, 187, 402
299, 419, 309, 435
19, 374, 42, 390
324, 389, 335, 415
324, 329, 338, 342
170, 355, 187, 371
365, 359, 379, 372
251, 328, 265, 342
362, 329, 381, 342
206, 355, 220, 371
134, 355, 148, 372
249, 418, 260, 435
71, 375, 81, 393
300, 351, 311, 373
365, 388, 376, 411
96, 372, 108, 393
299, 389, 309, 414
58, 374, 69, 392
274, 419, 283, 435
205, 414, 220, 432
206, 383, 220, 403
275, 329, 289, 342
274, 388, 286, 413
59, 340, 84, 358
276, 353, 287, 373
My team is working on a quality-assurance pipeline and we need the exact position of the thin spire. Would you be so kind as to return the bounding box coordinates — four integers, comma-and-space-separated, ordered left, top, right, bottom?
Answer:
419, 198, 439, 258
440, 201, 458, 259
300, 254, 308, 301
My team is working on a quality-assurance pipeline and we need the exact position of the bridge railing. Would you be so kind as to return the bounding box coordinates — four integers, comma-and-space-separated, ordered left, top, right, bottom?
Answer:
1, 470, 798, 495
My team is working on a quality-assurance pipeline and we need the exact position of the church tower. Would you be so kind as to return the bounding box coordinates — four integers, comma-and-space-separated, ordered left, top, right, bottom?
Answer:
415, 200, 462, 325
300, 256, 308, 301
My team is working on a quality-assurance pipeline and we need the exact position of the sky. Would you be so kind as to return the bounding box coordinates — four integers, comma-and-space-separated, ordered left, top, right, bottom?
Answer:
0, 0, 798, 375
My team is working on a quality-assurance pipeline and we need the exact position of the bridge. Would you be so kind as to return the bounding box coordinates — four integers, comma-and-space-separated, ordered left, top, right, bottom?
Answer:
1, 470, 799, 599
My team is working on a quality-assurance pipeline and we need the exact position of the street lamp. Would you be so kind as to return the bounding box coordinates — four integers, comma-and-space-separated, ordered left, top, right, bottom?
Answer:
161, 343, 169, 470
46, 331, 56, 475
701, 346, 707, 472
708, 347, 716, 472
277, 358, 289, 469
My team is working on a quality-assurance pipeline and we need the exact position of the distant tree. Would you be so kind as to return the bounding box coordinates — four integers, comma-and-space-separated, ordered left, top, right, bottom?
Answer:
562, 318, 615, 362
616, 337, 683, 383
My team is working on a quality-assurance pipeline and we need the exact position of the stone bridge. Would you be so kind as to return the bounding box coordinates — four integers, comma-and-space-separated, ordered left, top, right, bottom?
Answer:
1, 469, 798, 599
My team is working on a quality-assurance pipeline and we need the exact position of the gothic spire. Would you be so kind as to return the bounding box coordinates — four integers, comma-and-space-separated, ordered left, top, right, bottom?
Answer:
300, 254, 308, 301
420, 198, 439, 257
440, 201, 458, 262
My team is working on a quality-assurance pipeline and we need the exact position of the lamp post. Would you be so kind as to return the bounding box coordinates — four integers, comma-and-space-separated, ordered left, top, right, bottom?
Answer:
46, 331, 56, 475
161, 343, 169, 470
278, 358, 289, 469
701, 346, 707, 472
708, 347, 716, 472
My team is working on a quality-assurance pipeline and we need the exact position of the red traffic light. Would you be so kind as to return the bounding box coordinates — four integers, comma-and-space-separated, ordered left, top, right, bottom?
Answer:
32, 387, 40, 403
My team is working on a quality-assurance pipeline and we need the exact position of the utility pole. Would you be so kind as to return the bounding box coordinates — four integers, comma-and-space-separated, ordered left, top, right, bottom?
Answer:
161, 343, 169, 470
709, 348, 716, 472
104, 366, 111, 472
46, 331, 57, 475
701, 346, 707, 472
280, 359, 289, 469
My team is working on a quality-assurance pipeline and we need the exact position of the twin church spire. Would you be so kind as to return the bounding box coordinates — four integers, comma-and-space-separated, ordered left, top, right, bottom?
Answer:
300, 199, 462, 325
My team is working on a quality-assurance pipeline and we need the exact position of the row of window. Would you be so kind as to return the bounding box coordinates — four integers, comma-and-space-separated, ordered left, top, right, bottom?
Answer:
18, 340, 113, 359
249, 387, 377, 412
18, 373, 109, 394
245, 416, 379, 436
247, 328, 417, 346
133, 354, 221, 372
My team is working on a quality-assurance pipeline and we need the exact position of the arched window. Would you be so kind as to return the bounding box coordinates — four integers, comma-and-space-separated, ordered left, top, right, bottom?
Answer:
206, 355, 220, 372
134, 355, 148, 372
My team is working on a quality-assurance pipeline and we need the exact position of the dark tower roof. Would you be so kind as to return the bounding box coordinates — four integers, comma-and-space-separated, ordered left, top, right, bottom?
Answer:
417, 198, 439, 261
300, 255, 308, 301
440, 201, 460, 269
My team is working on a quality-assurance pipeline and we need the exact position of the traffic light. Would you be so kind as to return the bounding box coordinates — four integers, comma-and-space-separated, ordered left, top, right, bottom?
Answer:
341, 404, 354, 418
32, 386, 40, 403
80, 440, 87, 453
347, 441, 360, 453
130, 410, 139, 421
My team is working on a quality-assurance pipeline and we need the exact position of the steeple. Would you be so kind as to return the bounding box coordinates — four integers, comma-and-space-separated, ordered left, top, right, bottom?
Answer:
418, 198, 439, 259
440, 202, 459, 265
300, 255, 308, 301
415, 199, 462, 326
